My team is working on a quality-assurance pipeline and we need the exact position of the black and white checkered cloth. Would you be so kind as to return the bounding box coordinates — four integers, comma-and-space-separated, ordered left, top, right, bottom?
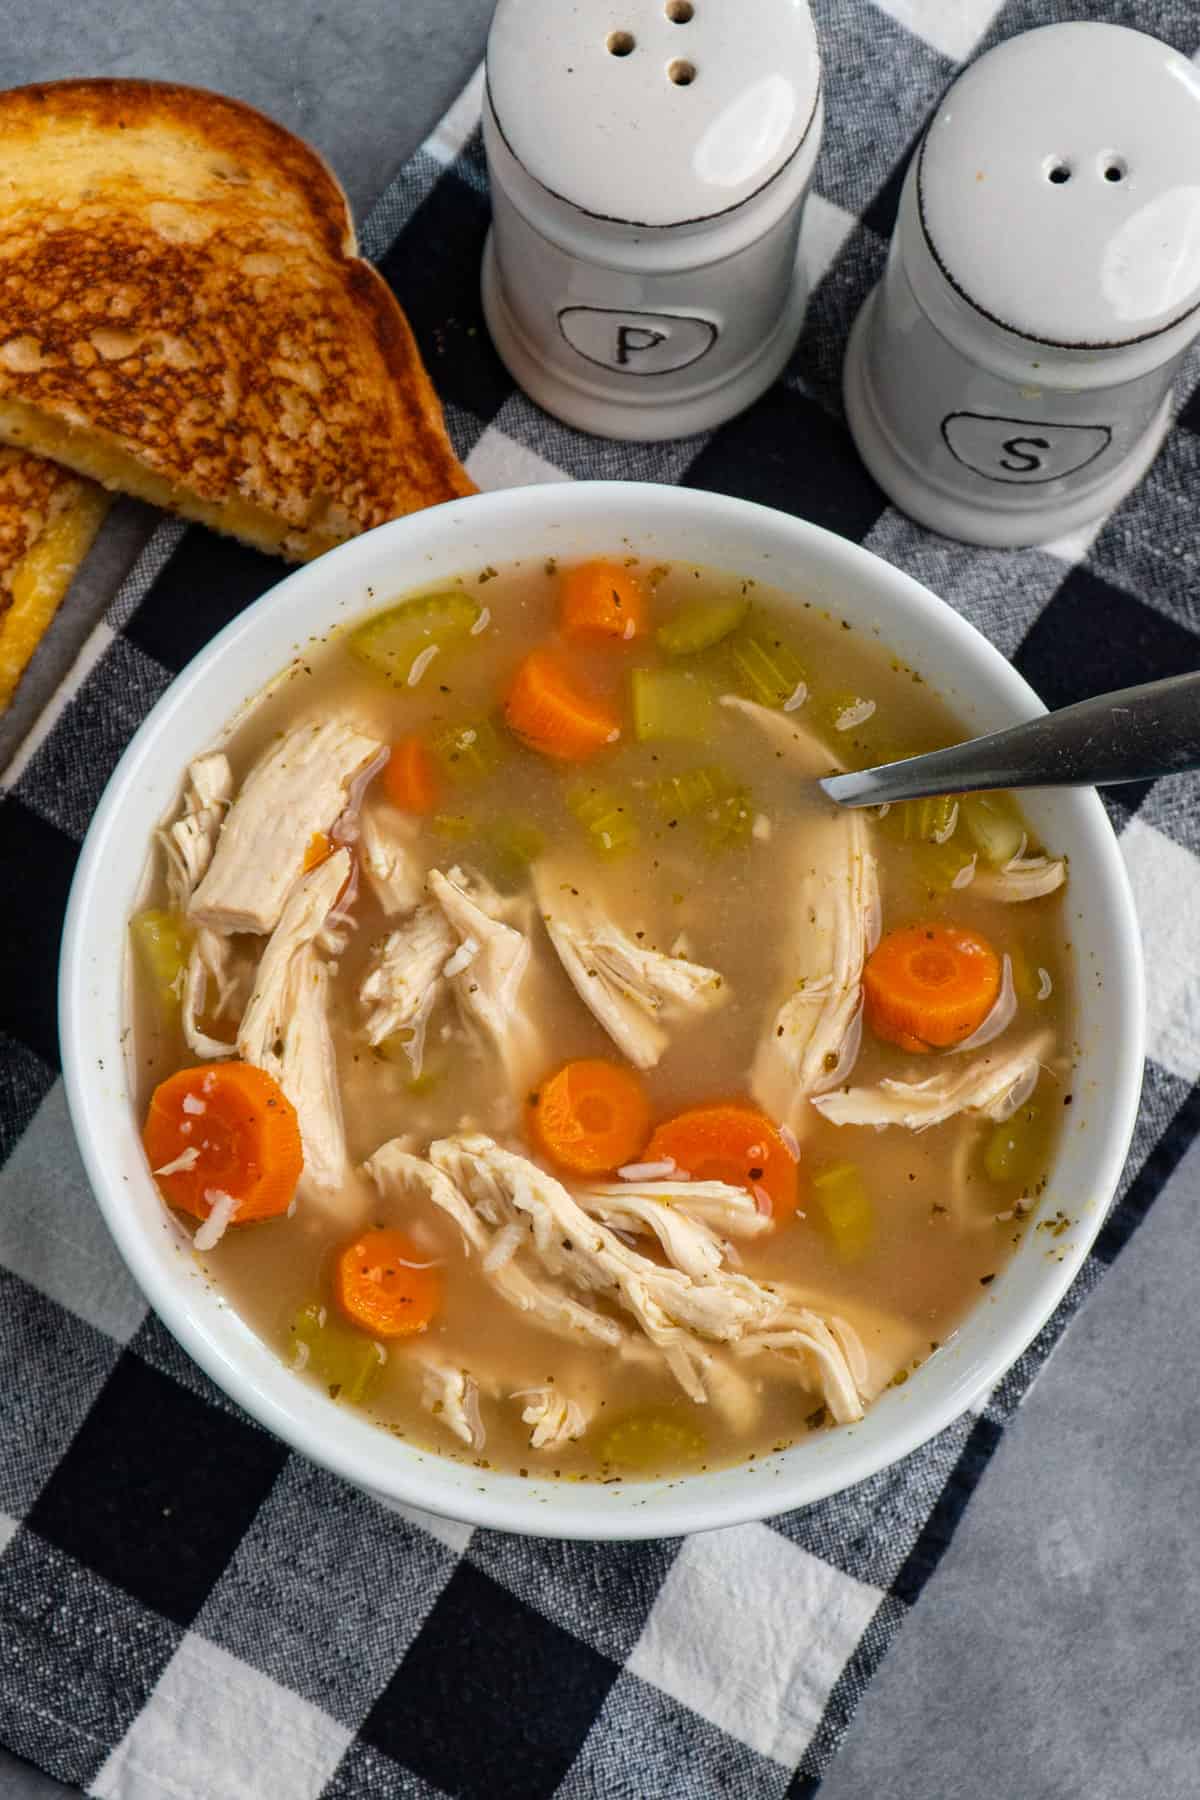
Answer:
2, 4, 1199, 1794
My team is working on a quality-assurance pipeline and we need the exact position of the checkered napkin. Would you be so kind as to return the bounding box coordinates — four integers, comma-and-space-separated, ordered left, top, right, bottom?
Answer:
3, 4, 1200, 1794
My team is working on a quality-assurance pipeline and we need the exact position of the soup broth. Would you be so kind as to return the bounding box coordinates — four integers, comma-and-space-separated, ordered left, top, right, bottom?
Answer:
130, 556, 1072, 1480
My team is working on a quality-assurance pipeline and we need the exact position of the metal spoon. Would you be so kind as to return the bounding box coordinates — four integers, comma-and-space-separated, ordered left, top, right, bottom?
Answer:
820, 671, 1200, 808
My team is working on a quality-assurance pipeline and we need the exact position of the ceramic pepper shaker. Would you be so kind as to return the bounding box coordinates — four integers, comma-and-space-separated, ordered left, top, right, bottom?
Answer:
481, 0, 823, 440
843, 22, 1200, 548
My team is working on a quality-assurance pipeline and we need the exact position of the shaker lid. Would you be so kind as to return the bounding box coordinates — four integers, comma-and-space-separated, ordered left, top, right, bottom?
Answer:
486, 0, 821, 229
918, 22, 1200, 347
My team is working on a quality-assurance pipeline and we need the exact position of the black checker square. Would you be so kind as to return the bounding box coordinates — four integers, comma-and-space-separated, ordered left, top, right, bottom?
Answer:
0, 1030, 55, 1170
1015, 565, 1200, 710
377, 168, 512, 426
362, 1560, 618, 1800
123, 527, 285, 677
467, 1531, 679, 1665
0, 1527, 180, 1791
320, 1738, 452, 1800
0, 798, 77, 1071
27, 1347, 287, 1627
0, 1269, 123, 1522
1178, 381, 1200, 439
683, 385, 887, 543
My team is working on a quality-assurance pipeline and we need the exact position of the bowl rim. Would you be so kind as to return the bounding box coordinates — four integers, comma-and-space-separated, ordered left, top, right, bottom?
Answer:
59, 481, 1146, 1538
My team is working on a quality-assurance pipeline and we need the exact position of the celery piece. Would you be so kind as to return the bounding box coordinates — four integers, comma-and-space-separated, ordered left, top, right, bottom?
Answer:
488, 813, 547, 879
961, 791, 1025, 866
884, 794, 960, 846
432, 812, 474, 840
291, 1301, 382, 1406
813, 1162, 874, 1261
433, 716, 506, 785
983, 1105, 1044, 1185
631, 666, 717, 741
598, 1409, 706, 1472
652, 763, 731, 819
567, 781, 640, 856
728, 629, 807, 709
130, 908, 193, 1016
913, 840, 977, 895
656, 593, 748, 657
348, 589, 481, 688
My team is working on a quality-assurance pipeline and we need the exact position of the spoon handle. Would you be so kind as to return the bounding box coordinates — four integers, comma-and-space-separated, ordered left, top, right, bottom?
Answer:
820, 670, 1200, 808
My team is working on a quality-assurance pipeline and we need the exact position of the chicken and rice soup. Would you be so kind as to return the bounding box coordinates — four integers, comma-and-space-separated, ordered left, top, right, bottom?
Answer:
131, 557, 1071, 1479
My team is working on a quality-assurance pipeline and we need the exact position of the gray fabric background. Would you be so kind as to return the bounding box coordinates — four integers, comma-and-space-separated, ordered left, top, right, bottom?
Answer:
2, 4, 1197, 1796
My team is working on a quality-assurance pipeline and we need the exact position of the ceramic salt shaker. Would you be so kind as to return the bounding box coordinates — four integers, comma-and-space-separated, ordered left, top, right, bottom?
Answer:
481, 0, 823, 440
843, 22, 1200, 548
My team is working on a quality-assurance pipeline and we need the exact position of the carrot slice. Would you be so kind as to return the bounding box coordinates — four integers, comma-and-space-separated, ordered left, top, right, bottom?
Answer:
334, 1228, 441, 1338
528, 1058, 652, 1176
383, 735, 439, 814
559, 560, 647, 643
504, 648, 620, 761
302, 830, 333, 871
142, 1062, 303, 1225
644, 1103, 800, 1223
864, 922, 1001, 1051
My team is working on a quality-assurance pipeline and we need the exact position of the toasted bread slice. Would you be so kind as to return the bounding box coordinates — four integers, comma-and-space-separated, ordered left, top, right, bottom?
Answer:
0, 449, 109, 710
0, 80, 474, 562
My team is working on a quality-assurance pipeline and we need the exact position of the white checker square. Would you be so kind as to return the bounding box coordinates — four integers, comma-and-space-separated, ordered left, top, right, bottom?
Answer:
802, 192, 859, 291
427, 62, 485, 167
92, 1634, 353, 1800
465, 423, 575, 492
627, 1522, 881, 1767
1121, 816, 1200, 1082
0, 1083, 148, 1344
870, 0, 1002, 64
0, 1512, 17, 1556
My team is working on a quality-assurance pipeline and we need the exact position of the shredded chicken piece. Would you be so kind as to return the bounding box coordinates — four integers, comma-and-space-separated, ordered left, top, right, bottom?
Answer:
812, 1033, 1052, 1132
190, 720, 384, 934
972, 855, 1067, 903
237, 852, 350, 1194
580, 1180, 772, 1250
365, 1140, 621, 1347
719, 695, 842, 775
281, 950, 348, 1194
733, 1307, 869, 1425
427, 867, 538, 1090
724, 698, 880, 1129
358, 803, 423, 916
158, 753, 244, 1059
533, 858, 727, 1070
359, 904, 455, 1051
517, 1386, 589, 1450
160, 752, 234, 910
429, 1134, 786, 1403
419, 1360, 486, 1451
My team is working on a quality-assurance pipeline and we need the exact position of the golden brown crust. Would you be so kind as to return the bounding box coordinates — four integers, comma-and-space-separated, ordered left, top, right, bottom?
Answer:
0, 79, 474, 561
0, 447, 109, 710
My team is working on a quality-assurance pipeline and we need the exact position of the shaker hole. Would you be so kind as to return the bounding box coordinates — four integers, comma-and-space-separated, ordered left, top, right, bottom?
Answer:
1103, 157, 1127, 182
607, 30, 635, 55
1046, 162, 1071, 185
668, 58, 696, 84
666, 1, 695, 20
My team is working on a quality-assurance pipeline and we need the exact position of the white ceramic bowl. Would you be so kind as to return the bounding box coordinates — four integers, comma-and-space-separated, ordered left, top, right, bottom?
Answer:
60, 482, 1144, 1539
